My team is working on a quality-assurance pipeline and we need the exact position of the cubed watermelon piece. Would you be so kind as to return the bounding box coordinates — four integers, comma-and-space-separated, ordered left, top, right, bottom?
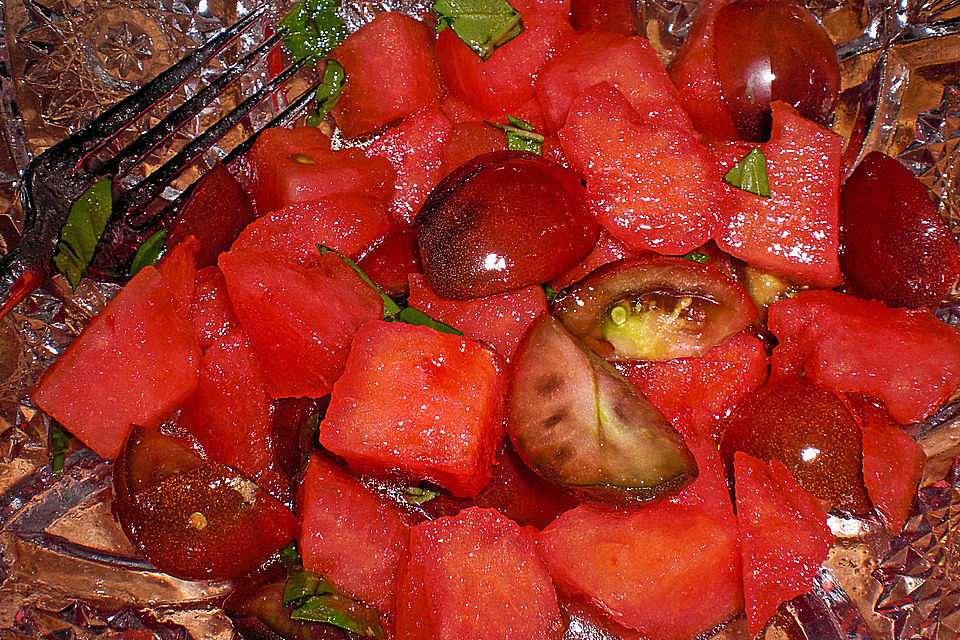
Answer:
548, 230, 641, 289
439, 94, 484, 124
319, 321, 506, 497
189, 266, 240, 351
538, 499, 743, 640
395, 507, 563, 640
155, 234, 199, 316
357, 229, 422, 297
851, 396, 926, 535
559, 82, 725, 254
436, 13, 573, 118
179, 330, 291, 502
617, 332, 769, 441
218, 249, 383, 398
713, 102, 842, 287
228, 194, 393, 265
364, 107, 452, 226
442, 122, 508, 176
570, 0, 638, 35
666, 0, 739, 140
534, 32, 692, 133
331, 12, 444, 139
297, 453, 410, 612
31, 267, 200, 460
511, 0, 570, 15
733, 452, 834, 635
407, 274, 548, 361
165, 161, 256, 268
768, 289, 960, 424
241, 126, 394, 214
666, 435, 735, 518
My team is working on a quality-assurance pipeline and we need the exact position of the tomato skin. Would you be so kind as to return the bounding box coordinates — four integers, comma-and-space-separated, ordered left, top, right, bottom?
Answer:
357, 229, 423, 297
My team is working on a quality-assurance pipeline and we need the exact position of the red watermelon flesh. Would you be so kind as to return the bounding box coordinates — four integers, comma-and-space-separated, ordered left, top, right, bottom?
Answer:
535, 32, 693, 134
165, 161, 256, 268
559, 82, 725, 254
155, 234, 198, 316
439, 94, 484, 124
31, 267, 200, 460
713, 102, 842, 287
297, 453, 410, 613
667, 0, 739, 140
617, 331, 769, 441
189, 266, 241, 351
240, 126, 394, 215
733, 452, 834, 635
364, 107, 452, 226
548, 229, 644, 289
538, 500, 743, 640
768, 289, 960, 424
319, 321, 506, 498
178, 330, 291, 503
570, 0, 638, 35
218, 249, 383, 399
442, 121, 508, 176
228, 194, 393, 265
331, 12, 444, 139
407, 273, 548, 361
666, 435, 735, 519
357, 229, 423, 297
395, 507, 563, 640
851, 395, 926, 535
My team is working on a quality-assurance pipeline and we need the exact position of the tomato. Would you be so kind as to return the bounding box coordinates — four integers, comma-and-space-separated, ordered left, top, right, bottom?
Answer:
555, 257, 758, 362
356, 229, 423, 297
569, 0, 638, 35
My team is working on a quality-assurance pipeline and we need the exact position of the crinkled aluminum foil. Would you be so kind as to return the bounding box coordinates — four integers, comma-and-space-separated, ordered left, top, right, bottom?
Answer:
2, 0, 960, 638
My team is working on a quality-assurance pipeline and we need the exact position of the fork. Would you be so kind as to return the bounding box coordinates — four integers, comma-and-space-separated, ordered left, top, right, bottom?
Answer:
0, 5, 324, 319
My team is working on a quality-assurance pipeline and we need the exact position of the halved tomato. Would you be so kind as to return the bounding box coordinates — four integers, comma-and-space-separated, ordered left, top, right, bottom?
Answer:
554, 257, 757, 362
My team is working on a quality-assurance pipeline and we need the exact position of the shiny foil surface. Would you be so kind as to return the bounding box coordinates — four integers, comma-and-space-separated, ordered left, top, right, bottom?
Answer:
1, 0, 960, 638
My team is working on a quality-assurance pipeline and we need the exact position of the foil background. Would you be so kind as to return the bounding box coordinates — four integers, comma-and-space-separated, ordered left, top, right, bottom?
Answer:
0, 0, 959, 638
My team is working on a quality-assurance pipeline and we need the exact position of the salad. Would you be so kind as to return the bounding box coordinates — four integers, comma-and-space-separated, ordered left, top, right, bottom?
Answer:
11, 0, 960, 638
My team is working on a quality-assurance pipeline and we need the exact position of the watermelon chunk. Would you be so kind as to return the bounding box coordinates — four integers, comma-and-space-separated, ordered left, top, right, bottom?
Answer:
617, 332, 769, 441
189, 266, 240, 351
319, 321, 506, 498
357, 229, 422, 297
768, 289, 960, 424
364, 107, 452, 226
535, 32, 692, 133
538, 500, 743, 640
559, 82, 724, 254
395, 507, 563, 640
297, 453, 410, 612
666, 435, 735, 518
442, 122, 508, 176
570, 0, 638, 35
407, 274, 548, 361
179, 330, 291, 502
733, 452, 834, 635
31, 267, 200, 460
713, 102, 842, 287
852, 396, 926, 535
218, 249, 383, 398
331, 12, 444, 139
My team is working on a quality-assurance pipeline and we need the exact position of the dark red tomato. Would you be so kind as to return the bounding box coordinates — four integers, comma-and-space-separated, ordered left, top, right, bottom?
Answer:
719, 376, 872, 514
570, 0, 638, 35
357, 229, 422, 297
271, 396, 326, 480
416, 150, 597, 299
113, 427, 297, 580
840, 151, 960, 309
713, 0, 840, 141
555, 257, 758, 362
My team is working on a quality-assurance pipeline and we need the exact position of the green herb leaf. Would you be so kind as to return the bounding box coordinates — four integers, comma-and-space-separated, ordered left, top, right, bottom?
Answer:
278, 0, 348, 62
394, 307, 463, 336
404, 484, 440, 505
53, 176, 113, 289
681, 250, 710, 264
280, 542, 302, 570
284, 570, 337, 606
432, 0, 523, 60
722, 148, 771, 198
291, 593, 386, 639
487, 116, 543, 154
318, 245, 402, 317
130, 229, 168, 276
542, 284, 568, 305
305, 60, 346, 127
49, 420, 72, 474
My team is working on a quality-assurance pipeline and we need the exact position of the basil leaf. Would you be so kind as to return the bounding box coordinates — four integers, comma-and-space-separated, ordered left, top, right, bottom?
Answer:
681, 250, 710, 264
49, 419, 72, 474
542, 284, 567, 305
53, 176, 113, 289
723, 148, 771, 198
291, 593, 386, 639
487, 116, 543, 154
284, 571, 337, 606
278, 0, 348, 62
318, 245, 402, 317
404, 484, 440, 505
130, 229, 168, 276
280, 542, 302, 570
305, 59, 346, 127
432, 0, 523, 60
395, 307, 463, 336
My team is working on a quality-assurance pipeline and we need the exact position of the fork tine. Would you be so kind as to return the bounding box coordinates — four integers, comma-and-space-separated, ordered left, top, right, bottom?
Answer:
94, 28, 288, 182
119, 55, 313, 227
